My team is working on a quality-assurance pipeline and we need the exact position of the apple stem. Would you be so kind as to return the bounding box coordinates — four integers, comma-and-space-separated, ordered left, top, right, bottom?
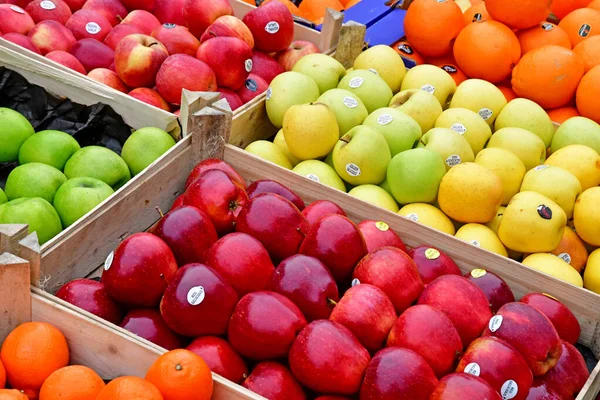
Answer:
149, 42, 160, 48
296, 227, 307, 237
327, 298, 337, 307
155, 206, 164, 218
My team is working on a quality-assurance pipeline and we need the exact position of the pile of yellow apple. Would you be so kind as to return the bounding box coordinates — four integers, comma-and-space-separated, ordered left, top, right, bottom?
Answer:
244, 45, 600, 292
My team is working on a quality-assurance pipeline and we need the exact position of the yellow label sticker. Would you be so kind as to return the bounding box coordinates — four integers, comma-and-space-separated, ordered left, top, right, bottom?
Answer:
471, 269, 487, 278
375, 221, 389, 232
425, 248, 440, 260
543, 293, 559, 301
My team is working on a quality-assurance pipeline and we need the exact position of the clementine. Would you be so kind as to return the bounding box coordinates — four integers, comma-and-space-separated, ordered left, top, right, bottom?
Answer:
517, 22, 572, 54
39, 366, 105, 400
590, 0, 600, 11
497, 86, 518, 102
0, 359, 5, 389
551, 0, 593, 19
435, 63, 468, 85
96, 377, 163, 400
391, 40, 426, 68
298, 0, 343, 22
574, 35, 600, 71
547, 106, 580, 123
0, 390, 28, 400
576, 64, 600, 123
486, 0, 552, 29
559, 7, 600, 46
261, 0, 305, 18
463, 1, 493, 25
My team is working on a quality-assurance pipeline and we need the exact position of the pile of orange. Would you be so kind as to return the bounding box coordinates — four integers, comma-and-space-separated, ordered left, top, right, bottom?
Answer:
242, 0, 360, 24
0, 322, 213, 400
402, 0, 600, 124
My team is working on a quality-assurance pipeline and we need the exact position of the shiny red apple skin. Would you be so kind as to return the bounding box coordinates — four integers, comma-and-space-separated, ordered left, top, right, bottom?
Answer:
251, 50, 284, 84
418, 275, 492, 347
237, 73, 268, 104
483, 302, 562, 376
88, 68, 129, 92
196, 36, 253, 90
353, 247, 423, 313
185, 158, 246, 190
81, 0, 127, 26
330, 284, 396, 353
246, 179, 305, 211
520, 293, 581, 345
120, 308, 184, 350
128, 87, 170, 111
153, 0, 185, 26
430, 373, 501, 400
154, 205, 218, 266
186, 336, 248, 384
121, 0, 154, 11
64, 0, 86, 12
56, 279, 123, 324
358, 220, 407, 253
183, 0, 233, 38
525, 381, 563, 400
103, 22, 143, 49
289, 320, 370, 395
29, 20, 77, 55
205, 232, 275, 296
267, 254, 339, 321
300, 214, 367, 284
360, 347, 438, 400
315, 397, 351, 400
464, 269, 515, 313
242, 1, 294, 53
0, 4, 35, 35
386, 304, 462, 377
228, 291, 307, 360
114, 33, 169, 88
102, 232, 178, 308
242, 362, 307, 400
183, 169, 249, 236
69, 38, 114, 72
236, 193, 309, 262
1, 33, 40, 54
218, 87, 243, 111
301, 200, 346, 227
26, 0, 72, 24
121, 9, 161, 35
46, 50, 86, 74
156, 53, 217, 105
151, 23, 200, 56
66, 9, 112, 41
408, 245, 462, 285
457, 336, 533, 400
539, 341, 589, 398
275, 40, 320, 71
170, 194, 184, 211
201, 15, 254, 49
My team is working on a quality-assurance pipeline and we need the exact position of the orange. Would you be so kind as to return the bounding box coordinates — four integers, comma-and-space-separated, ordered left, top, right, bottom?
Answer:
96, 377, 163, 400
0, 390, 28, 400
261, 0, 305, 18
559, 8, 600, 46
436, 63, 468, 85
0, 322, 69, 393
145, 350, 213, 400
552, 0, 593, 19
453, 20, 521, 83
463, 1, 493, 25
576, 64, 600, 123
19, 390, 37, 400
391, 40, 426, 68
497, 86, 518, 101
512, 45, 585, 109
573, 35, 600, 71
0, 359, 5, 389
344, 0, 360, 7
590, 0, 600, 11
517, 22, 572, 54
404, 0, 465, 58
547, 106, 580, 123
38, 366, 105, 400
298, 0, 343, 22
486, 0, 552, 29
551, 226, 589, 273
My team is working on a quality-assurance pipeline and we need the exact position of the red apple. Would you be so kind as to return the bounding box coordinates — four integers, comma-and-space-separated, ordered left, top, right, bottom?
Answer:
330, 283, 396, 353
0, 0, 32, 7
386, 304, 463, 377
151, 23, 199, 56
228, 291, 307, 360
81, 0, 127, 26
353, 247, 423, 313
242, 1, 293, 53
66, 9, 112, 40
183, 169, 248, 235
525, 381, 563, 400
196, 36, 253, 90
185, 158, 246, 189
56, 278, 123, 324
483, 302, 562, 376
276, 40, 320, 71
25, 0, 71, 24
28, 20, 76, 55
128, 87, 170, 111
183, 0, 233, 38
218, 88, 243, 111
251, 50, 284, 84
63, 0, 85, 11
300, 214, 367, 284
539, 341, 589, 398
121, 0, 153, 11
156, 54, 217, 104
114, 33, 168, 88
358, 220, 407, 253
152, 0, 185, 26
236, 193, 309, 262
1, 32, 39, 53
520, 293, 581, 345
186, 336, 248, 384
315, 397, 351, 400
69, 38, 114, 71
206, 232, 274, 296
301, 200, 346, 227
360, 347, 438, 399
170, 193, 184, 211
242, 362, 307, 400
430, 373, 501, 400
120, 308, 184, 350
464, 268, 515, 313
160, 263, 239, 336
121, 9, 160, 35
457, 336, 533, 400
201, 15, 254, 49
246, 179, 305, 211
103, 22, 142, 49
237, 73, 268, 104
46, 50, 86, 73
289, 320, 370, 395
101, 232, 178, 307
0, 4, 34, 34
408, 245, 462, 285
88, 68, 129, 92
154, 205, 218, 266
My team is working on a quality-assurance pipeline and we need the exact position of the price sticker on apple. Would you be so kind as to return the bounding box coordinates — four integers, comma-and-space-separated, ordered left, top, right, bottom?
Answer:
245, 79, 258, 92
351, 278, 360, 287
558, 252, 572, 264
349, 77, 364, 89
163, 23, 176, 29
306, 173, 320, 183
377, 114, 394, 125
450, 123, 467, 135
471, 269, 487, 278
343, 97, 358, 109
86, 22, 102, 35
345, 163, 361, 177
542, 293, 559, 301
245, 59, 253, 73
40, 0, 56, 10
445, 154, 462, 167
501, 380, 518, 400
420, 84, 436, 95
368, 68, 379, 75
478, 108, 493, 120
265, 21, 280, 34
104, 251, 114, 271
464, 362, 481, 376
425, 248, 440, 260
469, 239, 481, 247
187, 286, 205, 306
489, 315, 503, 332
10, 5, 25, 13
534, 165, 550, 171
406, 213, 419, 222
375, 221, 389, 232
266, 87, 272, 101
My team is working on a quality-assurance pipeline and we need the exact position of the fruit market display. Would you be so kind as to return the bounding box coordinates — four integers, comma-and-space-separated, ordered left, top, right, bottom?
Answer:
55, 158, 592, 399
0, 107, 175, 244
0, 0, 322, 113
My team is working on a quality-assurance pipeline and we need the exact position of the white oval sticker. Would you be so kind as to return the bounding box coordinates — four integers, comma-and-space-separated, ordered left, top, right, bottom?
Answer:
450, 123, 467, 135
445, 154, 462, 167
265, 21, 279, 34
406, 213, 419, 222
104, 251, 114, 271
40, 0, 56, 9
266, 87, 272, 100
464, 362, 481, 376
377, 114, 394, 125
558, 252, 572, 264
534, 164, 550, 171
345, 163, 361, 177
245, 59, 253, 73
349, 77, 364, 89
10, 5, 25, 13
368, 68, 379, 75
489, 315, 503, 332
187, 286, 205, 306
306, 173, 320, 182
470, 239, 481, 247
343, 96, 358, 108
501, 380, 518, 400
421, 84, 436, 94
351, 278, 360, 286
85, 22, 102, 34
478, 108, 493, 120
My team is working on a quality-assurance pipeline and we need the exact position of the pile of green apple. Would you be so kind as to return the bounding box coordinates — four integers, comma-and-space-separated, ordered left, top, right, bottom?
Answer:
0, 107, 176, 245
245, 45, 600, 288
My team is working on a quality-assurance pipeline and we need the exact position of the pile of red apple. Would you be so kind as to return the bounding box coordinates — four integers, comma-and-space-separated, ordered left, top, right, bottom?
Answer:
0, 0, 320, 113
56, 158, 591, 400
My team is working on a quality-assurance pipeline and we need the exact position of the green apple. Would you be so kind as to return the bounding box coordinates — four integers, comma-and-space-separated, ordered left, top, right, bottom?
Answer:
435, 108, 492, 154
283, 103, 339, 160
0, 189, 7, 205
387, 148, 446, 204
379, 179, 392, 195
18, 130, 81, 171
400, 64, 456, 106
495, 98, 555, 148
292, 160, 346, 192
0, 108, 35, 162
550, 116, 600, 154
273, 130, 300, 166
348, 184, 399, 212
419, 128, 474, 171
245, 140, 293, 169
486, 127, 546, 171
475, 148, 526, 205
353, 45, 406, 93
121, 127, 176, 176
389, 89, 442, 133
292, 53, 346, 94
324, 151, 334, 168
0, 197, 62, 245
266, 72, 320, 128
53, 177, 114, 227
5, 163, 67, 203
449, 79, 507, 126
64, 146, 131, 189
332, 125, 391, 185
362, 107, 422, 157
338, 70, 393, 114
316, 89, 368, 135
